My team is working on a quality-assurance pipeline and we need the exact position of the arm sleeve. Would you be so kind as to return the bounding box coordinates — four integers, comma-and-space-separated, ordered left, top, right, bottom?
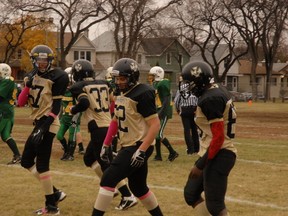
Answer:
103, 120, 118, 146
70, 96, 90, 114
195, 121, 225, 169
17, 86, 30, 107
208, 121, 225, 159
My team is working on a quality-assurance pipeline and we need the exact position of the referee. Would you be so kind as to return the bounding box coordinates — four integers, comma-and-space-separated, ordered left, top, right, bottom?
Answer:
174, 78, 199, 154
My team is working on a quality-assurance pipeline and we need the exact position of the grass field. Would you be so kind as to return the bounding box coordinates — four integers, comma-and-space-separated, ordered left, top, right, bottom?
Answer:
0, 101, 288, 216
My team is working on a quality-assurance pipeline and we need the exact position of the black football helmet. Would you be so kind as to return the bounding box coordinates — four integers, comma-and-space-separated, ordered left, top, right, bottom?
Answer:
112, 58, 139, 93
180, 61, 213, 97
71, 59, 94, 82
30, 45, 54, 73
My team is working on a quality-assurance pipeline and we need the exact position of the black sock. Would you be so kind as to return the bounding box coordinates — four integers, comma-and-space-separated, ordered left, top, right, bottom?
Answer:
155, 139, 161, 158
148, 206, 163, 216
68, 141, 76, 156
78, 142, 84, 151
45, 194, 56, 206
6, 138, 20, 156
60, 138, 68, 152
92, 208, 104, 216
118, 185, 132, 197
162, 137, 175, 154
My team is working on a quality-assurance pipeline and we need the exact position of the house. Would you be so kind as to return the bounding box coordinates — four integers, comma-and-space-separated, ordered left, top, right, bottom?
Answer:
92, 31, 191, 94
238, 60, 288, 99
190, 44, 241, 92
2, 30, 102, 82
139, 37, 191, 94
63, 31, 106, 78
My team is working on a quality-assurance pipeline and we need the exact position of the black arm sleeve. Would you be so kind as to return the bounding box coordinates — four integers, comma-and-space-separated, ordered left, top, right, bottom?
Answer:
71, 96, 90, 114
51, 98, 62, 115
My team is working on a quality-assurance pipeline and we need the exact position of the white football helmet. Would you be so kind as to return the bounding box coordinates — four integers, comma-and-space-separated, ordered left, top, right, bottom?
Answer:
105, 67, 113, 81
64, 67, 74, 84
149, 66, 164, 81
0, 63, 12, 80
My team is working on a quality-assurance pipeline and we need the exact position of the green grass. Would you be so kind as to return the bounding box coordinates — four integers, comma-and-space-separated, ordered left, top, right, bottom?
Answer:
0, 102, 288, 216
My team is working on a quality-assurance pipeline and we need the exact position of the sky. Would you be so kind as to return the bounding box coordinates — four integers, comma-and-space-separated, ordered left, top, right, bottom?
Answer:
88, 0, 172, 40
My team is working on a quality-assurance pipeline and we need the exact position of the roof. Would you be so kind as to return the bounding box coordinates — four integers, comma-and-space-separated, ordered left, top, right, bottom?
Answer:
239, 60, 281, 75
141, 37, 182, 56
273, 62, 288, 73
92, 31, 117, 52
73, 32, 96, 49
190, 44, 229, 64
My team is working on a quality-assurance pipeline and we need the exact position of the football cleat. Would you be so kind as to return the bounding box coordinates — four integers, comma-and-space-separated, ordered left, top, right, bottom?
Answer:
153, 156, 162, 161
34, 204, 59, 215
115, 195, 138, 210
54, 190, 67, 204
7, 155, 21, 165
168, 151, 179, 162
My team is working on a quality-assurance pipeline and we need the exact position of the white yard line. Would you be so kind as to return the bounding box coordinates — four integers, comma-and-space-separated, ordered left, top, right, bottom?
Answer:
1, 164, 287, 211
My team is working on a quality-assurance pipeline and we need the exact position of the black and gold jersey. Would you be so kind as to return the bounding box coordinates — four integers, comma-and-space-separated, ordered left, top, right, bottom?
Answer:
70, 79, 112, 127
28, 68, 68, 121
196, 84, 237, 156
115, 83, 158, 147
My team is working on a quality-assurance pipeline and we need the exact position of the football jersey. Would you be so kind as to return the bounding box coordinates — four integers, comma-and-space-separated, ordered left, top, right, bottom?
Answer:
114, 83, 158, 147
70, 79, 112, 127
60, 89, 80, 124
0, 77, 17, 119
153, 79, 173, 119
27, 69, 68, 133
196, 84, 237, 157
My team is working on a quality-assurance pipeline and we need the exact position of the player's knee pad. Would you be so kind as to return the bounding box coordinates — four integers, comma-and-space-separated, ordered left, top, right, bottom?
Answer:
206, 200, 225, 216
183, 181, 201, 206
83, 154, 93, 167
20, 158, 34, 169
35, 162, 50, 173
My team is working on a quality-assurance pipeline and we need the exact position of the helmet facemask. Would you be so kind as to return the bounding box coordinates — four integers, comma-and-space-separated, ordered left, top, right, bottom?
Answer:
181, 61, 213, 97
111, 58, 139, 94
30, 45, 54, 74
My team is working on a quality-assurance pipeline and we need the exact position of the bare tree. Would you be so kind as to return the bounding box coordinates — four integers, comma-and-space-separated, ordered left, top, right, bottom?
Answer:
108, 0, 182, 59
173, 0, 248, 83
11, 0, 114, 68
259, 0, 288, 100
221, 0, 288, 101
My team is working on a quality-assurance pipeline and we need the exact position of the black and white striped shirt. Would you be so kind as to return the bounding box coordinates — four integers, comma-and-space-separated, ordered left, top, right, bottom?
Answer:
174, 84, 198, 111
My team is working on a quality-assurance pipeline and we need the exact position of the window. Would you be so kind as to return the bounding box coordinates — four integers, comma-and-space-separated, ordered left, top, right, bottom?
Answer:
137, 54, 142, 64
17, 49, 22, 59
74, 51, 79, 60
178, 54, 183, 65
74, 50, 91, 61
166, 53, 171, 64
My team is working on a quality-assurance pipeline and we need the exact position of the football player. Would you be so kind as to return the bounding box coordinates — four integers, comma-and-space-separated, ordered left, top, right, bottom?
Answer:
0, 63, 22, 164
19, 45, 69, 215
56, 67, 84, 161
69, 59, 137, 211
96, 58, 164, 216
181, 61, 237, 216
149, 66, 179, 161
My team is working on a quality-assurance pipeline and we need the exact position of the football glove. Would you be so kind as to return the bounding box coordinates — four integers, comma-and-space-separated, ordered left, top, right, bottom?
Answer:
100, 145, 113, 164
130, 149, 146, 168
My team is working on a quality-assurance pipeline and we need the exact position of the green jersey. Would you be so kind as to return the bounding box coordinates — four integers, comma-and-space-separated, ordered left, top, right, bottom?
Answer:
153, 79, 173, 119
0, 77, 17, 119
60, 89, 78, 124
